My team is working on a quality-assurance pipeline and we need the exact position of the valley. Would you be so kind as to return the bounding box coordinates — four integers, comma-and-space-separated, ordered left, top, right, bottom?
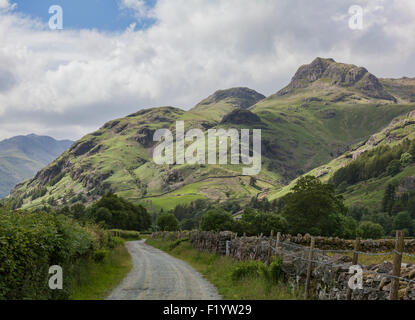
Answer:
4, 58, 415, 223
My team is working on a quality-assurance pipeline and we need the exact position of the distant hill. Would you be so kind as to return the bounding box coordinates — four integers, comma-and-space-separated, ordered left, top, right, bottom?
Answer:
7, 58, 415, 212
0, 134, 73, 198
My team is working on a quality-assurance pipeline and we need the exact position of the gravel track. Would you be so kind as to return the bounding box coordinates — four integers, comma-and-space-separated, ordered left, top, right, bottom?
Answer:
106, 240, 221, 300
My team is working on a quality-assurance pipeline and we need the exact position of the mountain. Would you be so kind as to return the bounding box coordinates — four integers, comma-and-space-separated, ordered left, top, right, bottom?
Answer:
7, 58, 415, 212
0, 134, 73, 198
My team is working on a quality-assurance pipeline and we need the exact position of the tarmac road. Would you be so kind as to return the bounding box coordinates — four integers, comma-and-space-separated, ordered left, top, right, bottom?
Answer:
106, 240, 221, 300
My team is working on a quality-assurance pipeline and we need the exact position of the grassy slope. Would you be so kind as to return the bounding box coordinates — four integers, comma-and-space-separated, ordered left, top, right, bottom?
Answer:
70, 244, 132, 300
268, 109, 415, 210
146, 238, 302, 300
251, 79, 415, 179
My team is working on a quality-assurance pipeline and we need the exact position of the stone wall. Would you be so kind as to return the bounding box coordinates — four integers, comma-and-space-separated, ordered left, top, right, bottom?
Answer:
151, 231, 415, 300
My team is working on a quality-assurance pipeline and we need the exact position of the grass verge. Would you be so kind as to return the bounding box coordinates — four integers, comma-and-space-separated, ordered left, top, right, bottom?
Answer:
70, 243, 132, 300
146, 238, 302, 300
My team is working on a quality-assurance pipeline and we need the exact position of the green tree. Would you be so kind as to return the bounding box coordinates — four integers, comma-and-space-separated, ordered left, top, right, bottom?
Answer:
200, 209, 234, 232
281, 176, 348, 236
382, 184, 396, 215
357, 221, 384, 239
393, 211, 414, 236
387, 160, 401, 176
156, 213, 179, 231
400, 152, 413, 167
239, 208, 288, 236
179, 218, 197, 231
88, 193, 151, 231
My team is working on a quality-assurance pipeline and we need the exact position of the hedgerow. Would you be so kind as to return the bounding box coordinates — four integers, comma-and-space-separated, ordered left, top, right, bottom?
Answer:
0, 209, 103, 300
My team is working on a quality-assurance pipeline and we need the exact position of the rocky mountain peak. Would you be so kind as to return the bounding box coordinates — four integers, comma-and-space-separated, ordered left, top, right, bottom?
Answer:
278, 58, 396, 101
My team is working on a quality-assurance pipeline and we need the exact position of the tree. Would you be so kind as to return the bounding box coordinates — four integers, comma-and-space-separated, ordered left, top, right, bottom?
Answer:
88, 193, 151, 231
281, 176, 348, 236
357, 221, 384, 239
238, 208, 288, 236
393, 211, 414, 236
156, 213, 179, 231
400, 152, 413, 167
382, 184, 396, 215
200, 209, 234, 232
179, 218, 198, 231
387, 160, 401, 176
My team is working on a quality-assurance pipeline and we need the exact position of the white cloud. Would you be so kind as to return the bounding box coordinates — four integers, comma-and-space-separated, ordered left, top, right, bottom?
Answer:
0, 0, 415, 140
119, 0, 153, 20
0, 0, 16, 11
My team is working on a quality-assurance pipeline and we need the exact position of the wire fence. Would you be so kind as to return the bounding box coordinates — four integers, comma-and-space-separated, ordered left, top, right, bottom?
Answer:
157, 230, 415, 299
259, 231, 415, 299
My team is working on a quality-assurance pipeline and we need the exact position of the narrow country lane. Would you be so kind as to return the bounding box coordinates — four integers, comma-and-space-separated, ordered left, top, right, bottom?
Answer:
106, 240, 221, 300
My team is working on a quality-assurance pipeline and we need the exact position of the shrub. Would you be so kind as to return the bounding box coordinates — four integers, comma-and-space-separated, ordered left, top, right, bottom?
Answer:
400, 152, 413, 167
357, 221, 385, 239
200, 209, 234, 232
387, 160, 401, 176
231, 261, 261, 281
0, 210, 96, 299
156, 213, 179, 231
109, 229, 141, 240
259, 258, 284, 284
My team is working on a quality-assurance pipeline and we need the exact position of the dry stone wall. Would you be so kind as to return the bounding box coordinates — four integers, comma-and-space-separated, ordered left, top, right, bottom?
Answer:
151, 231, 415, 300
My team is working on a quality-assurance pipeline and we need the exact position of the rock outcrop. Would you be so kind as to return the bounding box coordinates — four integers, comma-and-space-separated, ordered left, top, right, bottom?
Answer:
278, 57, 396, 102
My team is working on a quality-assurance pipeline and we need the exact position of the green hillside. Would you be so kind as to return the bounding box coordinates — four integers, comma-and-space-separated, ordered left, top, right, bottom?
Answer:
7, 58, 415, 213
269, 110, 415, 210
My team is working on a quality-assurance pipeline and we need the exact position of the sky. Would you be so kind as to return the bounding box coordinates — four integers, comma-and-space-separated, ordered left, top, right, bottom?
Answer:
0, 0, 415, 141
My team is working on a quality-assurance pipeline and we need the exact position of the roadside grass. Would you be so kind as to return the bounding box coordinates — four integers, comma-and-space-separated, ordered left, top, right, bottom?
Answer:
146, 238, 303, 300
70, 244, 132, 300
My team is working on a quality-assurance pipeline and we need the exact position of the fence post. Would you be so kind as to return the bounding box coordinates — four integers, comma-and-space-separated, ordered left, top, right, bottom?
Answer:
275, 232, 281, 257
304, 237, 315, 300
267, 230, 274, 265
390, 230, 405, 300
346, 237, 360, 300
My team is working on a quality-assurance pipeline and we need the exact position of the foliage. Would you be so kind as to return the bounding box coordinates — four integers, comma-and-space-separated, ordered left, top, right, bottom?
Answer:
356, 221, 385, 239
87, 193, 151, 231
281, 176, 349, 237
331, 139, 414, 187
0, 209, 96, 299
400, 152, 413, 167
231, 261, 262, 281
156, 213, 179, 231
387, 160, 401, 176
233, 208, 288, 236
382, 184, 396, 215
200, 209, 234, 232
109, 229, 141, 240
393, 211, 415, 236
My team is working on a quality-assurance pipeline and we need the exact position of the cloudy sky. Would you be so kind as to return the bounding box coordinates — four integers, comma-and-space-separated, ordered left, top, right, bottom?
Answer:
0, 0, 415, 141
